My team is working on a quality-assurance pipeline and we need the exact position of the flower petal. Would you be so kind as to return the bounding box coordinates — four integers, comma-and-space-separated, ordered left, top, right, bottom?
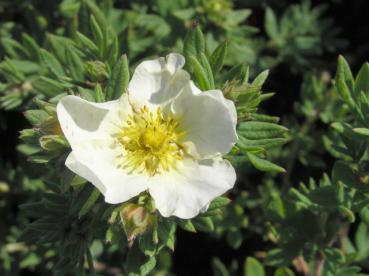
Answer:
66, 142, 149, 204
148, 158, 236, 219
172, 82, 237, 158
56, 95, 117, 146
128, 53, 190, 108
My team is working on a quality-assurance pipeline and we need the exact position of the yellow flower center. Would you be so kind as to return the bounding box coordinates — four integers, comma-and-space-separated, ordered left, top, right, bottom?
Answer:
117, 106, 185, 176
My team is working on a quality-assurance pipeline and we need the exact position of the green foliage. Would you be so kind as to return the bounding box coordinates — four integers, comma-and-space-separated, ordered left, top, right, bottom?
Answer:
1, 0, 369, 275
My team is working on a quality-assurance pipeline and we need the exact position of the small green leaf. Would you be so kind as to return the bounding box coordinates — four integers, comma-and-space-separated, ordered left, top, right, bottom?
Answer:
24, 110, 49, 126
90, 15, 105, 58
353, 127, 369, 137
209, 41, 227, 74
274, 267, 295, 276
139, 229, 157, 257
65, 45, 84, 80
78, 188, 100, 218
355, 62, 369, 95
244, 257, 265, 276
157, 219, 176, 251
265, 8, 279, 39
187, 55, 211, 90
184, 25, 205, 59
332, 161, 367, 191
192, 217, 214, 232
336, 55, 355, 107
22, 33, 40, 61
40, 49, 65, 77
76, 32, 99, 56
226, 230, 242, 249
198, 52, 215, 89
207, 197, 231, 212
107, 36, 119, 67
212, 258, 230, 276
94, 83, 105, 102
338, 205, 355, 222
252, 70, 269, 87
238, 121, 287, 139
246, 153, 285, 173
177, 219, 196, 232
105, 54, 130, 100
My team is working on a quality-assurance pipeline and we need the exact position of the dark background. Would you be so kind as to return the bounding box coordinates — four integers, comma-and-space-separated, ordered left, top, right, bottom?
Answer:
0, 0, 368, 275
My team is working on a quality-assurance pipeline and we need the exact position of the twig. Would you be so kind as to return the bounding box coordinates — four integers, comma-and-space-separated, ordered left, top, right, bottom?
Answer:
86, 248, 95, 276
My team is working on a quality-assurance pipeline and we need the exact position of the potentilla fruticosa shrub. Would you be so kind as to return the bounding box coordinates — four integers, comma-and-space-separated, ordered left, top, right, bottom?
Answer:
0, 0, 369, 275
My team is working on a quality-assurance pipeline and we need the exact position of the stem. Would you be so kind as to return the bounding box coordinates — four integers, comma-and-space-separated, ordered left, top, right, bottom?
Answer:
86, 248, 95, 276
282, 115, 317, 190
282, 87, 332, 191
313, 251, 325, 276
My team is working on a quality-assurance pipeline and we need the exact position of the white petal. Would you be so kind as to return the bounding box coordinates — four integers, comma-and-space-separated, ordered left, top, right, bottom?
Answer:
172, 82, 238, 158
148, 158, 236, 219
66, 141, 149, 204
128, 53, 190, 109
56, 95, 117, 146
58, 94, 146, 204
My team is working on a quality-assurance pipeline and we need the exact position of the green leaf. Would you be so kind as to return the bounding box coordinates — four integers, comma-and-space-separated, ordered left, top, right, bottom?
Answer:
1, 37, 27, 58
192, 217, 214, 232
105, 54, 130, 100
238, 121, 287, 139
85, 0, 108, 35
40, 49, 65, 78
226, 230, 243, 249
355, 222, 369, 260
246, 153, 285, 173
266, 242, 302, 266
353, 128, 369, 137
22, 33, 40, 61
332, 161, 367, 191
274, 268, 295, 276
32, 76, 72, 97
177, 219, 196, 232
184, 25, 205, 59
198, 52, 215, 89
209, 41, 227, 74
90, 15, 105, 58
212, 258, 230, 276
76, 32, 99, 56
336, 55, 355, 107
157, 219, 176, 251
78, 188, 100, 218
265, 8, 279, 39
244, 257, 265, 276
338, 206, 355, 222
94, 83, 105, 102
139, 229, 157, 257
187, 55, 211, 90
24, 110, 49, 126
70, 184, 97, 214
107, 35, 119, 67
172, 9, 196, 20
207, 197, 231, 212
252, 70, 269, 87
65, 45, 85, 80
127, 244, 156, 276
39, 135, 68, 151
355, 62, 369, 95
360, 207, 369, 227
266, 195, 286, 220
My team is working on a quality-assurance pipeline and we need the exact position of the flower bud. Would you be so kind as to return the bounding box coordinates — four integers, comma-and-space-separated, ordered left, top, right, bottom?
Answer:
85, 61, 108, 82
119, 203, 153, 247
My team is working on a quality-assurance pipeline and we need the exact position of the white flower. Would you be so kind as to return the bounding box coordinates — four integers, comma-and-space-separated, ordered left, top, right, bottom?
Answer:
57, 53, 237, 219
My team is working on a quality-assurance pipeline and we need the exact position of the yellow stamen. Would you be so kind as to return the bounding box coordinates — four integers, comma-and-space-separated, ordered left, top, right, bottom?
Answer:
117, 106, 185, 176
